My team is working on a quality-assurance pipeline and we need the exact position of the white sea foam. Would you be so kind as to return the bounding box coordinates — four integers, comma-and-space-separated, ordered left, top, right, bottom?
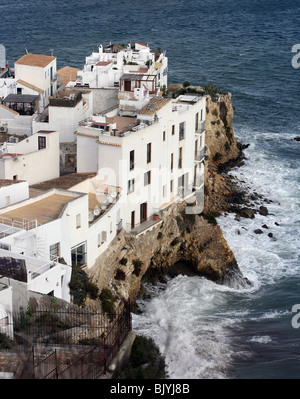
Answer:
249, 335, 272, 344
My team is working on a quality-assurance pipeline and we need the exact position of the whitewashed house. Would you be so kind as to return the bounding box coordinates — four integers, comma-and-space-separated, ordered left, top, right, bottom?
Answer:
32, 89, 93, 143
0, 130, 60, 184
0, 179, 29, 209
0, 176, 121, 270
14, 53, 58, 109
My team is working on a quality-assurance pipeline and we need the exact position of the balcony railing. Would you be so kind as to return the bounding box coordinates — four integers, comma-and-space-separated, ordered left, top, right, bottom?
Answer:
195, 147, 206, 162
194, 173, 205, 188
126, 209, 161, 235
196, 120, 205, 134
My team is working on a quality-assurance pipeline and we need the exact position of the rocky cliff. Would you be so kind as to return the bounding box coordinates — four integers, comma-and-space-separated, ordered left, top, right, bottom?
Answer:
86, 88, 250, 310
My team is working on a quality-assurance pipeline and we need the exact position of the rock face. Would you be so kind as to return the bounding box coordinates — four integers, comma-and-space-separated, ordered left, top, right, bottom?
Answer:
87, 201, 248, 305
86, 90, 251, 308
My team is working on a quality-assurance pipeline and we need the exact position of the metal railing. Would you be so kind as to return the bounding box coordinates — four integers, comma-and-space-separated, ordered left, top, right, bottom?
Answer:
15, 300, 132, 379
195, 147, 206, 161
0, 217, 39, 231
196, 120, 205, 134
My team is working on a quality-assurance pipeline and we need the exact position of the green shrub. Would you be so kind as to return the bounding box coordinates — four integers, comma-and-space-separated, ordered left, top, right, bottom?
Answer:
118, 335, 167, 379
119, 257, 128, 266
213, 152, 223, 162
115, 269, 126, 280
157, 231, 163, 239
203, 213, 218, 226
183, 81, 190, 87
99, 288, 117, 319
132, 259, 143, 276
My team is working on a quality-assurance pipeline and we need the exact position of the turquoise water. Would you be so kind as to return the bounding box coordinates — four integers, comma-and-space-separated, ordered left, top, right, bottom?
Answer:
1, 0, 300, 379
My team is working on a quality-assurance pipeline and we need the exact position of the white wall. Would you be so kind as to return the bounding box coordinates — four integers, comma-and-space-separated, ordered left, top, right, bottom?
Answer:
0, 181, 29, 209
0, 131, 60, 184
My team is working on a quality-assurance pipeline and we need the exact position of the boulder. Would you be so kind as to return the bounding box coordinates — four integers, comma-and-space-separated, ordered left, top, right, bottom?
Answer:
259, 206, 268, 216
254, 229, 263, 234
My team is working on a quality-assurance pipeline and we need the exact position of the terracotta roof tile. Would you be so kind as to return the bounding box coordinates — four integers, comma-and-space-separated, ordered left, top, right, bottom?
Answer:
15, 53, 56, 68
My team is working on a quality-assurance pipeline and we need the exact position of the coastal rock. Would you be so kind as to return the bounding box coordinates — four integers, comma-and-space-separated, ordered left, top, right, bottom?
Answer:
259, 206, 269, 216
238, 207, 255, 219
294, 137, 300, 142
254, 229, 263, 234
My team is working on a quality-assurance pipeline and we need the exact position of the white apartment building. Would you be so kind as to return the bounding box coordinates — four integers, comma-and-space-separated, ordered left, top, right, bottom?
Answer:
76, 93, 206, 233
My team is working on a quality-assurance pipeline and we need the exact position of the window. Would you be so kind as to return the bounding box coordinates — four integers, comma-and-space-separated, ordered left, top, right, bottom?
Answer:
170, 179, 173, 193
76, 214, 81, 229
179, 121, 185, 140
195, 112, 199, 131
144, 171, 151, 186
101, 231, 107, 244
130, 150, 135, 170
98, 232, 107, 247
172, 125, 175, 136
50, 242, 60, 258
178, 147, 183, 169
71, 242, 86, 266
163, 130, 166, 141
13, 175, 18, 181
17, 87, 22, 94
171, 153, 173, 172
38, 136, 46, 150
163, 184, 166, 198
147, 143, 151, 163
128, 178, 135, 194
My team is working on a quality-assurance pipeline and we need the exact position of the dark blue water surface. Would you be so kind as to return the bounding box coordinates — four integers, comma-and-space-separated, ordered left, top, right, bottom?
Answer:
1, 0, 300, 379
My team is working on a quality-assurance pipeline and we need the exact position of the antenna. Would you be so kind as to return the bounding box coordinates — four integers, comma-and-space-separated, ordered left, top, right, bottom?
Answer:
24, 45, 28, 54
88, 211, 94, 222
93, 205, 100, 216
49, 49, 54, 57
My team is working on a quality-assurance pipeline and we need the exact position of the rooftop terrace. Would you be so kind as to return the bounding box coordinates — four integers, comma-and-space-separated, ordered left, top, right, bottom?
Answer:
0, 193, 77, 225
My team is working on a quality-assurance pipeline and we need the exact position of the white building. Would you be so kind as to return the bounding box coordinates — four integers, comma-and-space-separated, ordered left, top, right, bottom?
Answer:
32, 89, 93, 143
0, 179, 29, 209
72, 42, 167, 92
76, 93, 206, 234
14, 53, 58, 109
0, 130, 60, 184
0, 175, 121, 270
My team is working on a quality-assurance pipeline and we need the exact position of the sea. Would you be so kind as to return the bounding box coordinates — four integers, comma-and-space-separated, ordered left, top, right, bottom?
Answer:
1, 0, 300, 380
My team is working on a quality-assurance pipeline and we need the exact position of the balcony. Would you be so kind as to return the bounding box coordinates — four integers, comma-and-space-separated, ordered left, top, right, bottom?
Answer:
195, 120, 205, 134
194, 147, 206, 162
126, 210, 162, 236
194, 172, 204, 189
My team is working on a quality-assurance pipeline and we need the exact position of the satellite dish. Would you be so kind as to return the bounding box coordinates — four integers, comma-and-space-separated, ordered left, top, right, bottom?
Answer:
100, 204, 107, 210
88, 211, 94, 222
111, 191, 117, 198
107, 196, 113, 203
93, 206, 100, 216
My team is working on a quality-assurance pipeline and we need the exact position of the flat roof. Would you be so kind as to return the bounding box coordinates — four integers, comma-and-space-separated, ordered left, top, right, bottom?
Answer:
0, 179, 25, 187
0, 193, 76, 225
15, 53, 56, 68
30, 173, 97, 191
3, 94, 39, 103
